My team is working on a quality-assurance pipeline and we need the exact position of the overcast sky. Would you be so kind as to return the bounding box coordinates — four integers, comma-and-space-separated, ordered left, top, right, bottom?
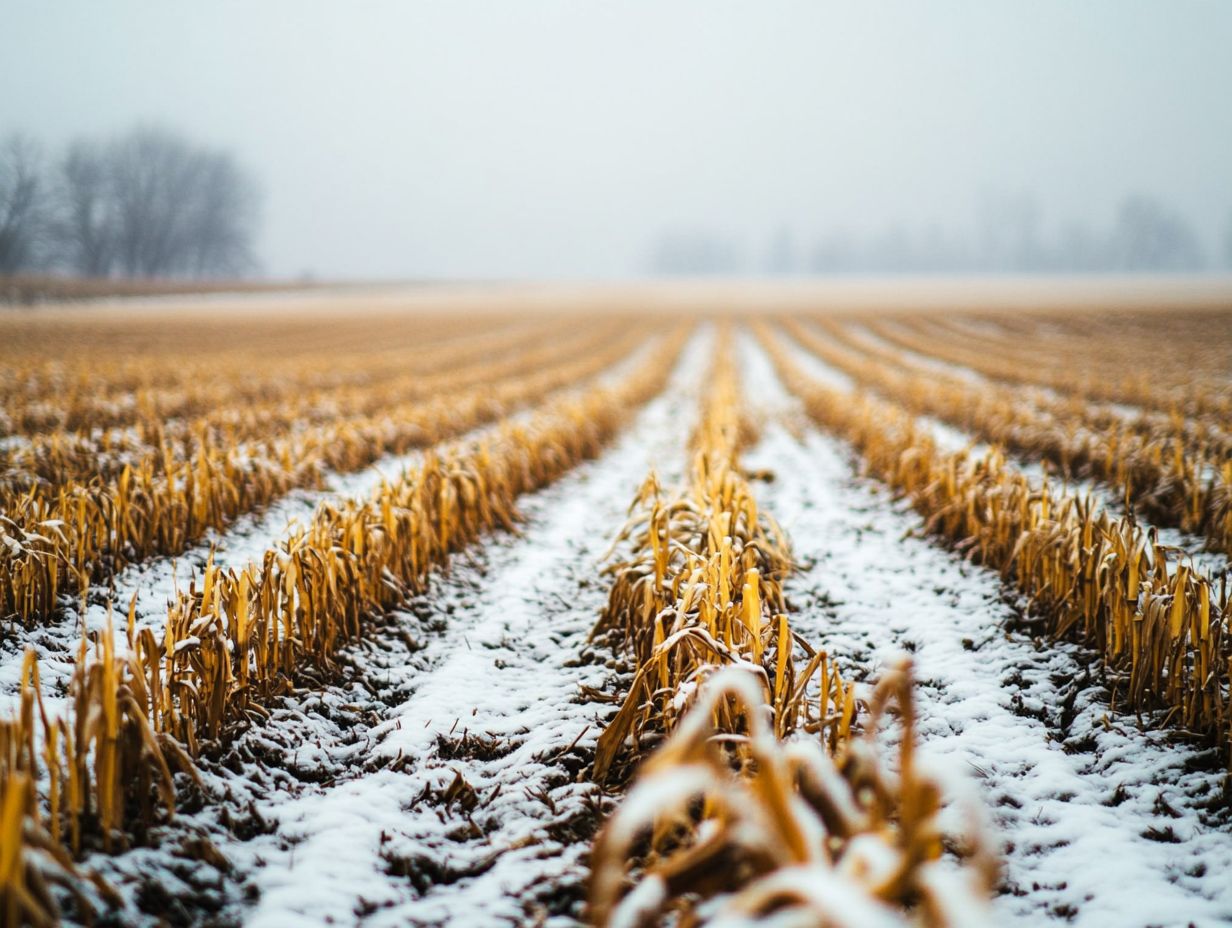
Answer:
3, 1, 1230, 279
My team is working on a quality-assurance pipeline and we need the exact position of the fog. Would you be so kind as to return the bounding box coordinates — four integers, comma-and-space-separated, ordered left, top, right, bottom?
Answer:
3, 1, 1231, 279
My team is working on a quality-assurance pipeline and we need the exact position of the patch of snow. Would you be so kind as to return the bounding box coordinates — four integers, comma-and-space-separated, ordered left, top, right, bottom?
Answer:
79, 327, 712, 927
844, 322, 985, 388
765, 325, 989, 459
0, 336, 667, 717
740, 332, 1232, 928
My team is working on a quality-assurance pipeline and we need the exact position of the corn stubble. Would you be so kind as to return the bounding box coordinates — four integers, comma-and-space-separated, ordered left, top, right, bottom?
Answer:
2, 304, 1230, 926
591, 666, 996, 928
763, 324, 1232, 760
788, 317, 1232, 558
160, 329, 679, 750
588, 335, 995, 927
0, 325, 686, 922
0, 323, 648, 626
592, 338, 846, 784
871, 309, 1232, 424
1, 320, 627, 494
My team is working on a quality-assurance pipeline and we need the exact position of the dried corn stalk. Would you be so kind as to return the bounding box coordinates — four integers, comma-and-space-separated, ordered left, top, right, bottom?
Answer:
592, 332, 852, 783
0, 323, 657, 626
590, 664, 997, 928
763, 323, 1232, 760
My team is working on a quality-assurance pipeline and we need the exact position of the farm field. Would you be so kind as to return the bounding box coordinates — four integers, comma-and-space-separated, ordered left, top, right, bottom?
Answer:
2, 287, 1232, 928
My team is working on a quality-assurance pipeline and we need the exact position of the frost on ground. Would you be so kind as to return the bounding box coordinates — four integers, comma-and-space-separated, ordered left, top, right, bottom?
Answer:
13, 323, 1232, 928
801, 320, 1231, 583
778, 322, 982, 455
0, 335, 662, 716
0, 443, 465, 718
77, 331, 708, 927
740, 332, 1232, 928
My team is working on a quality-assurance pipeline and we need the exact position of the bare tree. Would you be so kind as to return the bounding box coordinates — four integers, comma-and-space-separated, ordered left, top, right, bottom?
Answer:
3, 126, 259, 280
56, 140, 115, 276
65, 126, 262, 279
795, 194, 1215, 275
181, 149, 259, 277
0, 133, 47, 273
1111, 195, 1204, 271
108, 128, 194, 277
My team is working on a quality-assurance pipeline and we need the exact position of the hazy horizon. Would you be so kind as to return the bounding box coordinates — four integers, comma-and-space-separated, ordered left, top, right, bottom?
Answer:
4, 1, 1231, 279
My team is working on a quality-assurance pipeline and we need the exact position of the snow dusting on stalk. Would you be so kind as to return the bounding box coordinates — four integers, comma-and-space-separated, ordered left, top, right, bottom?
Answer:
0, 336, 666, 717
738, 330, 1232, 928
80, 329, 710, 926
775, 323, 981, 455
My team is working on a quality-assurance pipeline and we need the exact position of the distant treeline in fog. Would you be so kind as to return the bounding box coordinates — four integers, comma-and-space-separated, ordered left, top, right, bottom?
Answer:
653, 194, 1232, 276
0, 126, 259, 279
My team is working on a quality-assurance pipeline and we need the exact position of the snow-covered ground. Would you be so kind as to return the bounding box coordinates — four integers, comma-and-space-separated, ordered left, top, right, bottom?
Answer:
782, 321, 1231, 583
0, 431, 493, 716
841, 321, 987, 388
8, 318, 1232, 928
78, 329, 710, 927
0, 335, 664, 716
740, 332, 1232, 928
770, 324, 986, 455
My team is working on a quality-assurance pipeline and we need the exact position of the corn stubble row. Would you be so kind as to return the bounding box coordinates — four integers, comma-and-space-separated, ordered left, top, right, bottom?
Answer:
867, 315, 1232, 465
1, 320, 625, 495
788, 318, 1232, 559
763, 325, 1232, 761
0, 312, 556, 436
852, 313, 1232, 461
877, 310, 1232, 424
0, 325, 651, 627
2, 317, 625, 488
588, 337, 995, 928
7, 306, 1226, 926
0, 329, 685, 927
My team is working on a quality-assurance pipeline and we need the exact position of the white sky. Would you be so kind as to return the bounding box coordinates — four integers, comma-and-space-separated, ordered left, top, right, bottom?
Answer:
3, 1, 1230, 278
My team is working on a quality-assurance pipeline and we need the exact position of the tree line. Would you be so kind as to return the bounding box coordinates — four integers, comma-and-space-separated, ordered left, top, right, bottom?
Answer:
652, 193, 1232, 276
0, 126, 259, 278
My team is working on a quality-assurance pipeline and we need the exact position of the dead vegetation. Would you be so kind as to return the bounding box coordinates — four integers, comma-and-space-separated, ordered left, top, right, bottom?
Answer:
762, 322, 1232, 761
1, 301, 1230, 926
590, 664, 997, 928
589, 331, 996, 926
0, 320, 685, 921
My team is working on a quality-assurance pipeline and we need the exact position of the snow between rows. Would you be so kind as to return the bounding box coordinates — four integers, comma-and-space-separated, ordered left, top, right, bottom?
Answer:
74, 328, 712, 927
226, 329, 708, 927
782, 321, 1230, 581
738, 331, 1232, 928
0, 336, 664, 716
772, 322, 984, 455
